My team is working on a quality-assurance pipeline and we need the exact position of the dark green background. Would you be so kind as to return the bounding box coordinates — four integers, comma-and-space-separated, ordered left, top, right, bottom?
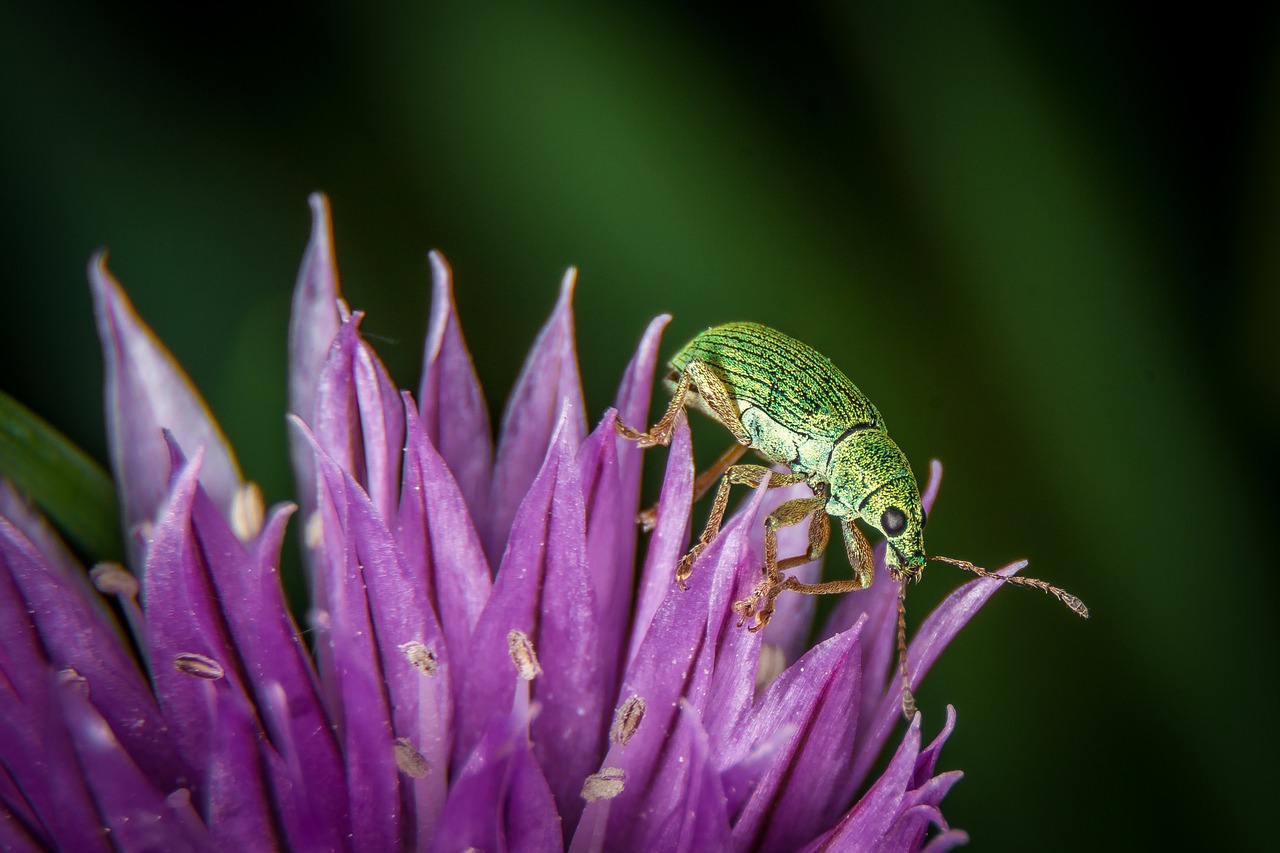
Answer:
2, 2, 1277, 849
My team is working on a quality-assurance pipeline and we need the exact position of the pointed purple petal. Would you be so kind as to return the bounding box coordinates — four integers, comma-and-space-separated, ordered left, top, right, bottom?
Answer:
577, 410, 632, 699
0, 516, 179, 789
58, 676, 213, 851
0, 479, 89, 590
728, 621, 866, 852
204, 684, 277, 848
627, 411, 693, 662
142, 448, 252, 787
852, 562, 1025, 788
923, 827, 971, 852
0, 795, 44, 853
638, 701, 731, 853
90, 255, 242, 561
914, 704, 958, 787
312, 316, 406, 522
326, 456, 452, 842
288, 193, 345, 532
250, 678, 350, 852
803, 714, 923, 851
0, 579, 107, 852
580, 479, 771, 850
486, 268, 586, 561
881, 771, 965, 852
458, 405, 603, 830
304, 423, 427, 851
177, 468, 350, 845
417, 251, 493, 521
608, 314, 672, 580
430, 692, 562, 853
399, 394, 492, 702
288, 192, 344, 430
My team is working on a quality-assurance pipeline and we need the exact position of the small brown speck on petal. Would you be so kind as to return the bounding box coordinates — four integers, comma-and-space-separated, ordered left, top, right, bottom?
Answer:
400, 641, 438, 676
173, 652, 225, 680
507, 629, 542, 681
581, 767, 625, 802
610, 694, 645, 746
89, 562, 139, 598
394, 738, 429, 778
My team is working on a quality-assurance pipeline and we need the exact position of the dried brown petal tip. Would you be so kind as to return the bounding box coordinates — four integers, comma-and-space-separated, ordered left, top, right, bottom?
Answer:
400, 641, 439, 676
581, 767, 626, 802
609, 694, 646, 746
394, 738, 429, 778
173, 652, 225, 680
90, 562, 139, 597
756, 643, 787, 693
231, 482, 265, 541
507, 629, 542, 681
304, 511, 324, 550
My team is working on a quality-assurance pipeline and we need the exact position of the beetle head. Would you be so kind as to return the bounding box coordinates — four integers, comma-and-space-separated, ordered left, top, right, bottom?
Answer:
859, 477, 927, 581
827, 431, 927, 578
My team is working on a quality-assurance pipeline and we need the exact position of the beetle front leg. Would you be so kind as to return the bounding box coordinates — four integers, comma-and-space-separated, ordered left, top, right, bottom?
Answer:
840, 517, 875, 590
615, 368, 695, 448
616, 358, 752, 448
676, 464, 808, 589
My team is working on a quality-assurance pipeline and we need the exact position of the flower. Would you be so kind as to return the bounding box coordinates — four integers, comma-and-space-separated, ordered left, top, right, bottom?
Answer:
0, 194, 1024, 851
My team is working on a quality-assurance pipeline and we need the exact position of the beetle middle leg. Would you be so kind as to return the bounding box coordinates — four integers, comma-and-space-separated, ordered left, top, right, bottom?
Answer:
676, 464, 808, 589
737, 516, 877, 631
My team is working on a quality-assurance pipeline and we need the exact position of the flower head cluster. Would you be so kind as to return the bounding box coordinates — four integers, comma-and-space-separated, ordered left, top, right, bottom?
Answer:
0, 195, 1023, 851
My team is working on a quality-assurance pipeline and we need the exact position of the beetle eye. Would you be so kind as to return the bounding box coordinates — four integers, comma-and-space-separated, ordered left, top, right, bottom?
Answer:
920, 507, 928, 529
881, 507, 907, 536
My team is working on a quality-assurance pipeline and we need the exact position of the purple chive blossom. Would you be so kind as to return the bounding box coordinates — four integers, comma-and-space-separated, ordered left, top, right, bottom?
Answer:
0, 193, 1034, 851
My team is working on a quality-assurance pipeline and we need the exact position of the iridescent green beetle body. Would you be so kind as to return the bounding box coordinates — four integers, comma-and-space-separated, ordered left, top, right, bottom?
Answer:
618, 320, 1087, 718
668, 322, 928, 580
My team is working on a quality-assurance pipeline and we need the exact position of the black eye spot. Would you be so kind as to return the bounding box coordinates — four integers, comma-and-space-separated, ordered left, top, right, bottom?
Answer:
881, 507, 907, 536
920, 507, 928, 529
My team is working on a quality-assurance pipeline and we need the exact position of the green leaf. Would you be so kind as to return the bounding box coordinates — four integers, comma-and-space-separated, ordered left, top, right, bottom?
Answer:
0, 388, 122, 560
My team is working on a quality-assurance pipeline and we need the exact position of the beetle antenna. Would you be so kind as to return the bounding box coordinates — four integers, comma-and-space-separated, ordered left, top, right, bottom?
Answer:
897, 578, 917, 721
930, 555, 1089, 619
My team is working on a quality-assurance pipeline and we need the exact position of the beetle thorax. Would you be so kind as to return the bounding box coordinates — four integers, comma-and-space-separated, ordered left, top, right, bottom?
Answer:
823, 431, 908, 515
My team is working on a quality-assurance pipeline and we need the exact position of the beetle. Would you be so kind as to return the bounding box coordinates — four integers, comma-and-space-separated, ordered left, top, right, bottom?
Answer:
617, 322, 1087, 717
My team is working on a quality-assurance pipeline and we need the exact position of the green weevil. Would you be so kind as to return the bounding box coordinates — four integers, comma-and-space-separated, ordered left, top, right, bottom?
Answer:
618, 321, 1088, 717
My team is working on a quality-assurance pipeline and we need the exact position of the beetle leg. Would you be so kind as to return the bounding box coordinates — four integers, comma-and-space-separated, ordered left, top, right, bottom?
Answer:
839, 518, 876, 590
616, 369, 694, 448
616, 358, 752, 448
738, 514, 873, 631
676, 464, 807, 589
682, 359, 752, 445
734, 495, 827, 629
637, 442, 749, 531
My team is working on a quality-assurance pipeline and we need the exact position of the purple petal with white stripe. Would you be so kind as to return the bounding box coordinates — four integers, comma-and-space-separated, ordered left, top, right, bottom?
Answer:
418, 251, 493, 520
486, 268, 586, 561
90, 255, 242, 561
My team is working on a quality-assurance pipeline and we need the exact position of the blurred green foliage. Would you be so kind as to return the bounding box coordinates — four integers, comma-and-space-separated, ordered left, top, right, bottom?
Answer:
1, 1, 1276, 849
